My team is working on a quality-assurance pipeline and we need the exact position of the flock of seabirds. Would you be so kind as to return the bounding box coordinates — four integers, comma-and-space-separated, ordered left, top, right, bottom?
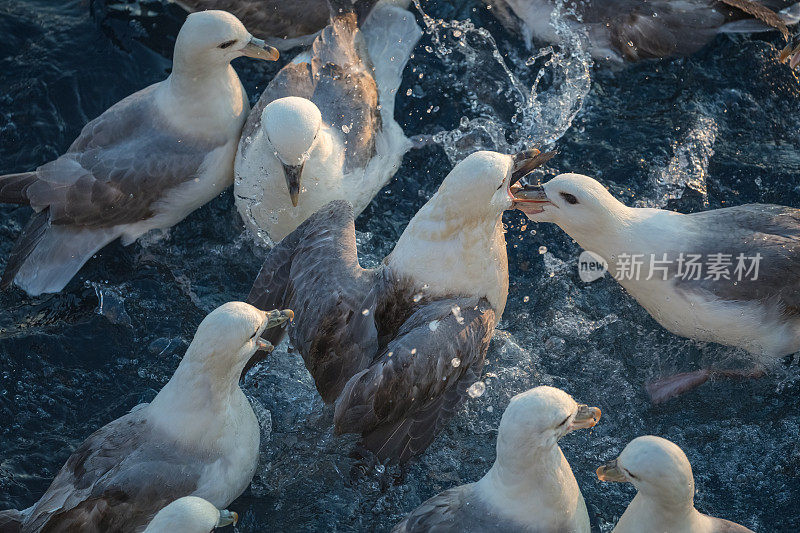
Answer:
2, 0, 800, 531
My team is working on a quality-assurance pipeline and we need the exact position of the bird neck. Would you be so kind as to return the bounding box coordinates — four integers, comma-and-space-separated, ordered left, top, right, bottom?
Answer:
477, 444, 584, 527
614, 493, 704, 533
160, 61, 247, 135
147, 347, 247, 447
385, 204, 509, 314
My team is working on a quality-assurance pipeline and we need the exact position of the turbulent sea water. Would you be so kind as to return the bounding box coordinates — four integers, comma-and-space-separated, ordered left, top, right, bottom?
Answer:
2, 0, 800, 531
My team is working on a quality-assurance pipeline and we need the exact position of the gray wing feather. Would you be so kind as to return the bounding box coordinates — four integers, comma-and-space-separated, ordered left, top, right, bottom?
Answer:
334, 298, 496, 462
23, 411, 201, 533
246, 200, 379, 401
675, 204, 800, 314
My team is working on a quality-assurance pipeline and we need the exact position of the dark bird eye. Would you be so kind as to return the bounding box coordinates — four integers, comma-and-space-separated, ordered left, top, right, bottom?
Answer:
625, 469, 638, 480
556, 416, 570, 427
249, 330, 259, 340
496, 180, 505, 191
560, 192, 579, 205
218, 40, 237, 49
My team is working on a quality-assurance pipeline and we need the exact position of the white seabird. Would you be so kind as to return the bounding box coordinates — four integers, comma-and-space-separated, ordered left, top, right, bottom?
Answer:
173, 0, 331, 50
516, 173, 800, 402
234, 0, 421, 244
0, 10, 279, 296
0, 303, 292, 532
392, 386, 601, 533
246, 149, 554, 462
143, 496, 238, 533
597, 435, 754, 533
487, 0, 798, 63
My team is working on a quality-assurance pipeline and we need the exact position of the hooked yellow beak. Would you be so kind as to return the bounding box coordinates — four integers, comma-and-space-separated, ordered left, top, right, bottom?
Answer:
216, 509, 238, 527
568, 404, 601, 431
596, 458, 627, 483
241, 36, 279, 61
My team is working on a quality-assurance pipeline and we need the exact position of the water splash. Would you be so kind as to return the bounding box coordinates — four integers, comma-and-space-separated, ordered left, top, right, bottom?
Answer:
414, 0, 592, 163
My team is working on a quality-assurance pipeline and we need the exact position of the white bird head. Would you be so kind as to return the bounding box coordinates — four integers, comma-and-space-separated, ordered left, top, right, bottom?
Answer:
597, 435, 695, 509
261, 97, 324, 207
173, 10, 279, 70
515, 173, 631, 240
183, 301, 293, 379
496, 386, 601, 461
143, 496, 238, 532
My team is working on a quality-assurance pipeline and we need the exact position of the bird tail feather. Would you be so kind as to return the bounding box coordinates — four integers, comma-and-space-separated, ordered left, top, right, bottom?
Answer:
0, 172, 37, 205
3, 217, 119, 296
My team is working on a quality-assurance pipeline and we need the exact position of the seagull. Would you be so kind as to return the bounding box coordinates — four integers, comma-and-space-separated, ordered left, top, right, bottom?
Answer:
392, 386, 600, 533
143, 497, 238, 533
597, 435, 754, 533
516, 172, 800, 402
173, 0, 331, 50
487, 0, 799, 63
0, 10, 279, 296
0, 303, 292, 533
246, 149, 554, 462
234, 0, 421, 244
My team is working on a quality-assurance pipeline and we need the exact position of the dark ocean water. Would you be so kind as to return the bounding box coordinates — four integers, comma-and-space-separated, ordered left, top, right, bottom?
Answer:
2, 0, 800, 531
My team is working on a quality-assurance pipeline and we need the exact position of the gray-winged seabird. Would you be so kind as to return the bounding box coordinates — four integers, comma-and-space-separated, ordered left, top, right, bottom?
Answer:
597, 436, 754, 532
487, 0, 799, 63
517, 172, 800, 402
246, 149, 554, 462
234, 0, 421, 244
0, 303, 292, 532
0, 10, 279, 296
393, 386, 600, 533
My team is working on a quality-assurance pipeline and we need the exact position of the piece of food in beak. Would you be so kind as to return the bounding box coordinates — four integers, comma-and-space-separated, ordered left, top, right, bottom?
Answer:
217, 509, 239, 528
241, 36, 280, 61
283, 163, 303, 207
569, 404, 601, 431
511, 148, 557, 184
596, 458, 627, 483
265, 308, 294, 329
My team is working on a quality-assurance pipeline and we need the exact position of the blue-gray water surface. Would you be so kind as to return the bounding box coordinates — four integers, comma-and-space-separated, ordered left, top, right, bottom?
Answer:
2, 0, 800, 531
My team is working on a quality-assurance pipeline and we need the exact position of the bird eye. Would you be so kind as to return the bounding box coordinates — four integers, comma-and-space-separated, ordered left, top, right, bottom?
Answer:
496, 180, 505, 191
625, 469, 638, 480
556, 416, 570, 427
560, 192, 579, 205
249, 330, 259, 340
218, 40, 237, 49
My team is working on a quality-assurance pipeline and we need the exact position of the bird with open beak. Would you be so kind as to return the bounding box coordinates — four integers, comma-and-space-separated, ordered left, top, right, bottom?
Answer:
246, 148, 555, 463
513, 171, 800, 404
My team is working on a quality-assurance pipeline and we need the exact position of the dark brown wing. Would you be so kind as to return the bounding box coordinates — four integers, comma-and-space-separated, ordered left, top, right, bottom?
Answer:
246, 200, 380, 401
24, 412, 201, 533
719, 0, 789, 38
334, 298, 496, 463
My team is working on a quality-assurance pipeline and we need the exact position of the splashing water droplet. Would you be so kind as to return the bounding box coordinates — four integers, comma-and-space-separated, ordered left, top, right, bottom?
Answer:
539, 246, 547, 254
361, 309, 370, 316
429, 320, 439, 331
451, 357, 461, 368
467, 381, 486, 398
341, 124, 351, 133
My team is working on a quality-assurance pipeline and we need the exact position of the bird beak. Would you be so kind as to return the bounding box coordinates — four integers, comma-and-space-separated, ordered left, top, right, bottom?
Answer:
596, 458, 627, 483
511, 148, 556, 184
216, 509, 238, 527
241, 36, 280, 61
265, 308, 294, 329
511, 184, 553, 215
283, 163, 303, 207
568, 404, 601, 431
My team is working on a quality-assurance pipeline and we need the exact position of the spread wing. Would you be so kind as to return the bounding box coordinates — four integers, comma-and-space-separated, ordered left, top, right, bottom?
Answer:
675, 205, 800, 315
23, 411, 202, 533
243, 13, 380, 170
21, 84, 223, 229
334, 298, 496, 463
246, 200, 380, 401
